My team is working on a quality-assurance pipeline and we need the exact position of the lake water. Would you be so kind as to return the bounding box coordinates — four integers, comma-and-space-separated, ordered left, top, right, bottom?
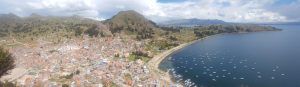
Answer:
159, 25, 300, 87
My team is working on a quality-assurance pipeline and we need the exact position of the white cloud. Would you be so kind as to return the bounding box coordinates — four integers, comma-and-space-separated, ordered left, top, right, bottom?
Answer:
147, 0, 286, 22
0, 0, 294, 22
270, 0, 300, 22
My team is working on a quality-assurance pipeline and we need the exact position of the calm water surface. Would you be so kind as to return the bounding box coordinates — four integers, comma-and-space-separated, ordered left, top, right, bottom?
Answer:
160, 25, 300, 87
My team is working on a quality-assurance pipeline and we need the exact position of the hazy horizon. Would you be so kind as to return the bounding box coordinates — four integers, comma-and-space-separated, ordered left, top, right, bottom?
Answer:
1, 0, 300, 23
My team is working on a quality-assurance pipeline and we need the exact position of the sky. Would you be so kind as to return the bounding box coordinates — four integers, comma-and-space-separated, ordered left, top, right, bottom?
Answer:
0, 0, 299, 23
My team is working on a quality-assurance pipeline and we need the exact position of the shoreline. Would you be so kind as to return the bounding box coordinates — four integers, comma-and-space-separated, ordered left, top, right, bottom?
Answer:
147, 36, 211, 86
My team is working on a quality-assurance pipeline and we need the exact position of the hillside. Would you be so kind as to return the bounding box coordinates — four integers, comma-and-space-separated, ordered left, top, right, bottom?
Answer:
0, 11, 280, 42
104, 10, 159, 40
0, 14, 111, 41
192, 24, 281, 38
0, 11, 281, 51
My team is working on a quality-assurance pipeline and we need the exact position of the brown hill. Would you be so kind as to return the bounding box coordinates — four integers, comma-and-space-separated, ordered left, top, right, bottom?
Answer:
105, 10, 158, 40
0, 14, 111, 38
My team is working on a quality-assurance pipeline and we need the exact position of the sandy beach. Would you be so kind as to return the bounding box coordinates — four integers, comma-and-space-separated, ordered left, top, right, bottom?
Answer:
147, 37, 205, 86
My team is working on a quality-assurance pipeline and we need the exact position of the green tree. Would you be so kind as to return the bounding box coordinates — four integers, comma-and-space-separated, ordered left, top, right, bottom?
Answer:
62, 84, 69, 87
0, 47, 15, 78
0, 81, 16, 87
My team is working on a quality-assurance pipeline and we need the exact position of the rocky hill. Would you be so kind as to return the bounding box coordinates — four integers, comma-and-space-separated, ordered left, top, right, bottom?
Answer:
104, 10, 159, 40
0, 13, 111, 40
0, 11, 282, 47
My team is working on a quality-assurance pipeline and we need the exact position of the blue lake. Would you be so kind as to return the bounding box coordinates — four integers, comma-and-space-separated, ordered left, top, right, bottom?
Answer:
159, 25, 300, 87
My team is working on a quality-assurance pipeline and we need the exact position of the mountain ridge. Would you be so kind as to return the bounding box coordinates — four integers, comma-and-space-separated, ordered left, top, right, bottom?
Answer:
159, 18, 228, 26
0, 10, 281, 41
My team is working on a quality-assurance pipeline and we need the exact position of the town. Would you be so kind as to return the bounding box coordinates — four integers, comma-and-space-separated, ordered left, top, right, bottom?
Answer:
1, 35, 181, 86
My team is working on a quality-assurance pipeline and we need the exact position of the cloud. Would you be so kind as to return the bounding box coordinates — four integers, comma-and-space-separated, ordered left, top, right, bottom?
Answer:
269, 0, 300, 22
26, 0, 99, 17
0, 0, 297, 22
149, 0, 286, 22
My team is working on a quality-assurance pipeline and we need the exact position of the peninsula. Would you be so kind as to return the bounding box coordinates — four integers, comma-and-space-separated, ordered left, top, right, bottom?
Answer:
0, 10, 280, 87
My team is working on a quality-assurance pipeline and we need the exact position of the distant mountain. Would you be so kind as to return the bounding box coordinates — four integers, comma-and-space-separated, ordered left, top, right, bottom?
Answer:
0, 11, 281, 41
0, 13, 22, 24
104, 10, 158, 39
0, 13, 111, 38
28, 13, 43, 18
257, 22, 300, 25
0, 13, 20, 19
159, 18, 228, 26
